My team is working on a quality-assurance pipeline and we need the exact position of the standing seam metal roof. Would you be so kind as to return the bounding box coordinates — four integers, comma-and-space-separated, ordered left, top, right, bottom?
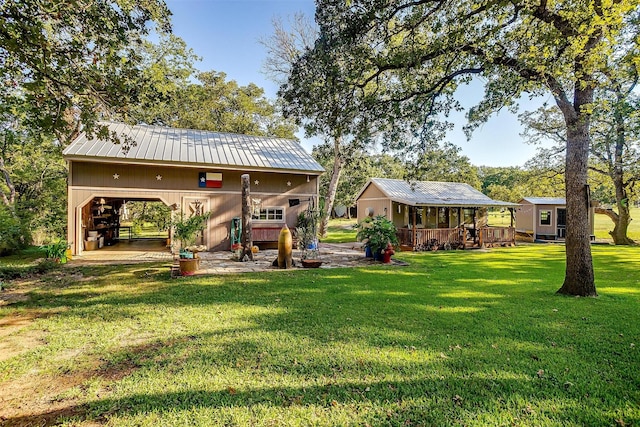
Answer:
520, 197, 566, 205
359, 178, 518, 207
62, 122, 325, 173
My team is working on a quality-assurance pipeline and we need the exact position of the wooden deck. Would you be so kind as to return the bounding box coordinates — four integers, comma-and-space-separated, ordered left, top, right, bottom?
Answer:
397, 226, 515, 250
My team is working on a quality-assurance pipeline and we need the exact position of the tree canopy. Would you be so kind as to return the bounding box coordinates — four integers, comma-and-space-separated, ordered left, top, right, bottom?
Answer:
0, 0, 172, 142
290, 0, 640, 296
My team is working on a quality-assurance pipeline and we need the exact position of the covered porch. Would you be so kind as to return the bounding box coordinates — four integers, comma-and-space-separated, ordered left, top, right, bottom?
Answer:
396, 205, 516, 249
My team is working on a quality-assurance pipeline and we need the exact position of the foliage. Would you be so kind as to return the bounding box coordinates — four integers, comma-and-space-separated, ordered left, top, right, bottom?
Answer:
478, 166, 565, 203
0, 203, 25, 255
301, 0, 640, 296
39, 239, 69, 262
172, 211, 210, 249
125, 201, 172, 233
0, 0, 171, 143
0, 130, 68, 243
313, 148, 405, 212
141, 70, 297, 139
0, 246, 639, 425
521, 88, 640, 245
356, 214, 399, 256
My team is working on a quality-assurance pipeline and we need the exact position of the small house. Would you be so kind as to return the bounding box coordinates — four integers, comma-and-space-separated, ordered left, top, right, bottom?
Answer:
63, 122, 324, 255
355, 178, 518, 248
515, 197, 595, 241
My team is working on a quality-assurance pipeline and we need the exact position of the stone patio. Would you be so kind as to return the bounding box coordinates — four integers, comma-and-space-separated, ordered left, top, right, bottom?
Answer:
70, 240, 392, 274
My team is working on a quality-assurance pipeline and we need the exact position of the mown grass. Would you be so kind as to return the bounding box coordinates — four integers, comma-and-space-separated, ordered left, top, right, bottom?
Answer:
0, 245, 639, 426
321, 218, 358, 243
593, 207, 640, 241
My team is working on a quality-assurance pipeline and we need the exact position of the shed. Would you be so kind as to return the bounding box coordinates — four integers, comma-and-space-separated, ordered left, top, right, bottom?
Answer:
355, 178, 518, 248
63, 122, 324, 255
516, 197, 595, 241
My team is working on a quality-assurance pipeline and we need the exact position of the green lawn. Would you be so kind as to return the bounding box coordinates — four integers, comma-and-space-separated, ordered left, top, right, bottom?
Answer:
322, 218, 358, 243
1, 245, 639, 426
594, 207, 640, 240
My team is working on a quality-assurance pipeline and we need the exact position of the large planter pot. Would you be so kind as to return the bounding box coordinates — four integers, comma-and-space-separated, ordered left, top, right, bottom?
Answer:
301, 259, 323, 268
365, 245, 373, 258
179, 258, 199, 276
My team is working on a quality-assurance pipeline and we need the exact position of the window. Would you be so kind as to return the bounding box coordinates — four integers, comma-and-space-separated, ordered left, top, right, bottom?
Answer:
252, 207, 284, 221
540, 210, 552, 225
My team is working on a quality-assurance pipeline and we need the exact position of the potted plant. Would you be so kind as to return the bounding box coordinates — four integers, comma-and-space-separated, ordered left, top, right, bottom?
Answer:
356, 215, 399, 261
172, 211, 210, 275
41, 239, 70, 264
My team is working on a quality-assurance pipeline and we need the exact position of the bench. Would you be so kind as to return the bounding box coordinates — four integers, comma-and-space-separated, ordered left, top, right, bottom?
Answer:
252, 225, 297, 249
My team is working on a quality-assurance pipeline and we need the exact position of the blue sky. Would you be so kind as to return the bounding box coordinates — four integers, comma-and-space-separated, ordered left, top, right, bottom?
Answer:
164, 0, 552, 167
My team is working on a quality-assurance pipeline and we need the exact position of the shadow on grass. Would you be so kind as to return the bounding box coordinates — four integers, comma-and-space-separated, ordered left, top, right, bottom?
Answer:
3, 246, 639, 425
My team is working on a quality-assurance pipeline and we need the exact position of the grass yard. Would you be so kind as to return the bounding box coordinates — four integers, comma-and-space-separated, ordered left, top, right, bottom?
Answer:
593, 207, 640, 241
1, 245, 639, 426
322, 218, 358, 243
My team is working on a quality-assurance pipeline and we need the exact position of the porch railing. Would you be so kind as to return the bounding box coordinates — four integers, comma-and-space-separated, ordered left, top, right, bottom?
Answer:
397, 226, 515, 249
479, 227, 515, 246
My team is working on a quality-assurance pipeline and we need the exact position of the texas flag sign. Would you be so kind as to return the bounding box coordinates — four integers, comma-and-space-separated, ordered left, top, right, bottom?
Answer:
199, 172, 223, 188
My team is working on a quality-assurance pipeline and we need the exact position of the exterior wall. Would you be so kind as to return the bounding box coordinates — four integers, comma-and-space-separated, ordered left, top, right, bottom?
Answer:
356, 183, 391, 223
390, 202, 406, 228
515, 201, 536, 233
534, 204, 559, 236
515, 200, 597, 239
67, 161, 319, 254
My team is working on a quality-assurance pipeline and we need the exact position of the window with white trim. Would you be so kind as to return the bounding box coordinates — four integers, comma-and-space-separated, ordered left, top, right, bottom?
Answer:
252, 207, 284, 221
540, 210, 552, 226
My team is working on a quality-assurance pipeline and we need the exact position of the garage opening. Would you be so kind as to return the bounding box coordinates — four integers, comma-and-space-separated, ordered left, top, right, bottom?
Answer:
81, 197, 172, 254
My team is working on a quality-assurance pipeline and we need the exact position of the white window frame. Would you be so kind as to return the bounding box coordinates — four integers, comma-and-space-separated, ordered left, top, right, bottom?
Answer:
539, 210, 552, 226
252, 206, 285, 222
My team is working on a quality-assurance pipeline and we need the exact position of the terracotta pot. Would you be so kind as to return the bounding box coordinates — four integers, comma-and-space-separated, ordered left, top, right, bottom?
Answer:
179, 258, 199, 276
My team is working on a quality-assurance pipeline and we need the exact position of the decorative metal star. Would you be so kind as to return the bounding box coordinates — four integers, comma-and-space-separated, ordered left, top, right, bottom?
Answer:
287, 181, 292, 187
113, 173, 120, 180
254, 180, 260, 185
156, 175, 162, 181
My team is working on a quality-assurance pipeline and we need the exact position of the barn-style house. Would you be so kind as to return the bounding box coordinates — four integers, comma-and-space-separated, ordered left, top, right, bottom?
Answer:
63, 122, 324, 255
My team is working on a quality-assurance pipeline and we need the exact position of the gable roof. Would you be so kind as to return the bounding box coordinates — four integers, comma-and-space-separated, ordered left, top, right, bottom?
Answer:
520, 197, 566, 205
62, 122, 324, 174
356, 178, 518, 207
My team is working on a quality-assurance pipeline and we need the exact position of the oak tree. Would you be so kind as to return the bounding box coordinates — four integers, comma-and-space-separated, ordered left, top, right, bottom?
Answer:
305, 0, 639, 296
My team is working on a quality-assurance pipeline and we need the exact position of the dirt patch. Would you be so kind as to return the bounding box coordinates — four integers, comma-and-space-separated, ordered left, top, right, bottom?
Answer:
0, 339, 181, 426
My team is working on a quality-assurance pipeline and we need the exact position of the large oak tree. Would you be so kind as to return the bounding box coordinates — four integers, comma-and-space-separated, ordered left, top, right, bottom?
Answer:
303, 0, 639, 296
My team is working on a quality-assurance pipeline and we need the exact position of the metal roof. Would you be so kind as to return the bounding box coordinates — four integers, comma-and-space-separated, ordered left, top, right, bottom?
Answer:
62, 122, 325, 174
520, 197, 566, 205
358, 178, 518, 207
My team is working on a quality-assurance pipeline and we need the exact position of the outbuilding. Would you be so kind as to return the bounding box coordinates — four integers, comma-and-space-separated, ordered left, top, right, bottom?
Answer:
63, 122, 324, 255
355, 178, 518, 248
515, 197, 595, 241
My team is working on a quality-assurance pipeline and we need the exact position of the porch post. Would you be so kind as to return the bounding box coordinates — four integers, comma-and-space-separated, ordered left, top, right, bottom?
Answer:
412, 207, 417, 248
473, 208, 478, 246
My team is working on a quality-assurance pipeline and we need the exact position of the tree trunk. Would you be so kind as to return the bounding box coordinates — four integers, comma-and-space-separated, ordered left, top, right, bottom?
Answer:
609, 105, 635, 245
595, 206, 634, 245
318, 136, 344, 238
557, 107, 597, 296
240, 174, 254, 261
610, 205, 633, 245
